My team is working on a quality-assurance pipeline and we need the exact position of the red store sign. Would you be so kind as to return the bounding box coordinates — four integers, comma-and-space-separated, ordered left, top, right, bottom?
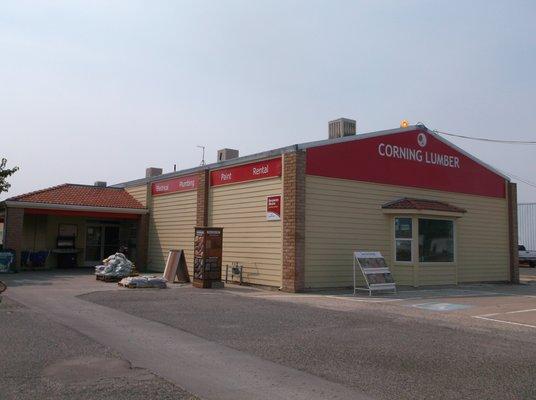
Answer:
306, 129, 506, 198
266, 195, 281, 221
211, 158, 282, 186
151, 174, 199, 196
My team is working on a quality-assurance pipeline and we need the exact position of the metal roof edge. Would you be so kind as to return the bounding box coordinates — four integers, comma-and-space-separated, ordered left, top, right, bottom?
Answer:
113, 146, 296, 188
113, 126, 416, 188
113, 123, 509, 187
297, 125, 423, 150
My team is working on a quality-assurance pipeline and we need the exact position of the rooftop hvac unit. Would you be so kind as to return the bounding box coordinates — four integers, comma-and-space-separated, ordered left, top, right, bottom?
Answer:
217, 148, 239, 162
146, 167, 163, 178
329, 118, 356, 139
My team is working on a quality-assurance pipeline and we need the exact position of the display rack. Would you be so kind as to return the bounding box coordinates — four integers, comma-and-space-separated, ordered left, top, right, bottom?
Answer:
353, 251, 397, 296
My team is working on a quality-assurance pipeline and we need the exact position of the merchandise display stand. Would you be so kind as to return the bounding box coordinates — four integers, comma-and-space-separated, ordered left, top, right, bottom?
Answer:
353, 251, 397, 296
193, 227, 224, 289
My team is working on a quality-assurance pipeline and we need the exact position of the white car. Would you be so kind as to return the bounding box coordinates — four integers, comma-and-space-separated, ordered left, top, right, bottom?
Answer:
519, 245, 536, 268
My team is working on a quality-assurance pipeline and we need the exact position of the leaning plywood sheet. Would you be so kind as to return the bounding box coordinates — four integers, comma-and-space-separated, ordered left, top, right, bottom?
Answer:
163, 249, 190, 283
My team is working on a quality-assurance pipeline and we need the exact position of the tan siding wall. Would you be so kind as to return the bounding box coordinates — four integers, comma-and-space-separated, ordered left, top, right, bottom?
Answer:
305, 175, 509, 288
147, 190, 197, 274
209, 178, 283, 287
126, 185, 147, 206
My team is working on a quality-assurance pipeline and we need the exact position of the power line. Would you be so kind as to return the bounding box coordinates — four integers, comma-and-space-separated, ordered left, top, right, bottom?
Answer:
419, 124, 536, 188
500, 169, 536, 190
433, 129, 536, 145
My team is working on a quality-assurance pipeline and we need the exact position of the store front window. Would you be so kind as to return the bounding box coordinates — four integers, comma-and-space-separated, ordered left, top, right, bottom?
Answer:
394, 217, 455, 264
418, 219, 454, 262
394, 217, 412, 262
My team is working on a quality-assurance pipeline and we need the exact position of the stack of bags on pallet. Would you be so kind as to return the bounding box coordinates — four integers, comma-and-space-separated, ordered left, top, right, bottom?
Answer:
0, 280, 6, 303
95, 253, 132, 279
119, 276, 167, 289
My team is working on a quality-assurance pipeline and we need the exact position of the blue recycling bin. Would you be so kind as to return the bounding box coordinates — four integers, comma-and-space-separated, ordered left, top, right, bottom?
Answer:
0, 251, 15, 273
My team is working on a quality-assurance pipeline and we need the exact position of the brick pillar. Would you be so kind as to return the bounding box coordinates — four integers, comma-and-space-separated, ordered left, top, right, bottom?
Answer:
507, 182, 519, 284
196, 169, 210, 227
4, 207, 24, 270
282, 150, 306, 292
136, 213, 149, 271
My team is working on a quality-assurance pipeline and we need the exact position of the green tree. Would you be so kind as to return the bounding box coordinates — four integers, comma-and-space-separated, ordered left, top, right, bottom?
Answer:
0, 158, 18, 194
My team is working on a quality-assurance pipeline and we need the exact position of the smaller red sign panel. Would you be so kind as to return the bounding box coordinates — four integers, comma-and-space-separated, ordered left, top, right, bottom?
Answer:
151, 175, 199, 196
211, 158, 282, 186
266, 195, 281, 221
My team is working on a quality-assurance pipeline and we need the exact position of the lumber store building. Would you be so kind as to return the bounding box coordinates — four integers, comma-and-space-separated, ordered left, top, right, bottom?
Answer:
1, 123, 519, 290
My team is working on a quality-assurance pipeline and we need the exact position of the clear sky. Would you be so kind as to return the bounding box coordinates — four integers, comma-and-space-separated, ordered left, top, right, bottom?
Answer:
1, 0, 535, 201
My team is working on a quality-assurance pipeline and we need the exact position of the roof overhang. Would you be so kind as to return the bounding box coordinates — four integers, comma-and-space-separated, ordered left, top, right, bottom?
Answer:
381, 208, 465, 218
381, 197, 467, 218
4, 201, 148, 215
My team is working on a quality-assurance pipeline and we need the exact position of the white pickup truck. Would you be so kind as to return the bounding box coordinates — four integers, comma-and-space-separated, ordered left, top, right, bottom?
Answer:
519, 245, 536, 268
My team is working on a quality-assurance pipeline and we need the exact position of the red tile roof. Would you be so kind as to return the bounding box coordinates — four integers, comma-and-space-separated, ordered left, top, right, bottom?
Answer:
382, 198, 466, 213
7, 184, 145, 210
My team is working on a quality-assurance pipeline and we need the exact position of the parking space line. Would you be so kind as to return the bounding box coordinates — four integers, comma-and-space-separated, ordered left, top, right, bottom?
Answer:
502, 308, 536, 314
474, 308, 536, 318
473, 315, 536, 329
325, 295, 420, 303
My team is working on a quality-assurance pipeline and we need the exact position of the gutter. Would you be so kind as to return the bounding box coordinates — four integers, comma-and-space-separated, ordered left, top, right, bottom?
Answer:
4, 201, 149, 215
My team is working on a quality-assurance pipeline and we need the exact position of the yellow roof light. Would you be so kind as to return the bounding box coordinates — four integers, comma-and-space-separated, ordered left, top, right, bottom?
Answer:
400, 120, 410, 128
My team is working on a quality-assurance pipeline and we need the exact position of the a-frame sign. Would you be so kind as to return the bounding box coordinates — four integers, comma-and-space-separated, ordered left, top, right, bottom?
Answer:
163, 249, 191, 283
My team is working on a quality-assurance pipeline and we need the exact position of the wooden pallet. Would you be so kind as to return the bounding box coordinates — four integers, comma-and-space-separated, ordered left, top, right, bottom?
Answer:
95, 274, 122, 282
117, 281, 136, 288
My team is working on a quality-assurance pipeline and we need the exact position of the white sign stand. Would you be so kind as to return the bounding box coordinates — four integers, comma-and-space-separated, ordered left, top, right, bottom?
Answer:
353, 251, 397, 296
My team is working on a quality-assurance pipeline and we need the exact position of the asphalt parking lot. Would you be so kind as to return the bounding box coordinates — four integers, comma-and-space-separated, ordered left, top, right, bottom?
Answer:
2, 271, 536, 400
81, 280, 536, 400
0, 295, 198, 400
521, 265, 536, 283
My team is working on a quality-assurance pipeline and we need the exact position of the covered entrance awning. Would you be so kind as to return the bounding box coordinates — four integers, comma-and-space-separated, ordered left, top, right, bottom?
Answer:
381, 197, 467, 217
1, 184, 148, 270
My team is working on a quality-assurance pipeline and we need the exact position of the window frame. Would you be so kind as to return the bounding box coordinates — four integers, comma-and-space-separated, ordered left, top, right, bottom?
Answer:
418, 216, 457, 266
392, 215, 457, 266
393, 216, 414, 264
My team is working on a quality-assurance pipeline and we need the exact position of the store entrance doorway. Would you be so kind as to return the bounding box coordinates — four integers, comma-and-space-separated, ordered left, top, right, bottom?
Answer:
85, 224, 120, 266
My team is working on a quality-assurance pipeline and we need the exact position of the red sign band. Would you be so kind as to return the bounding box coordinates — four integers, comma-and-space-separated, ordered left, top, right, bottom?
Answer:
211, 158, 282, 186
151, 174, 199, 196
